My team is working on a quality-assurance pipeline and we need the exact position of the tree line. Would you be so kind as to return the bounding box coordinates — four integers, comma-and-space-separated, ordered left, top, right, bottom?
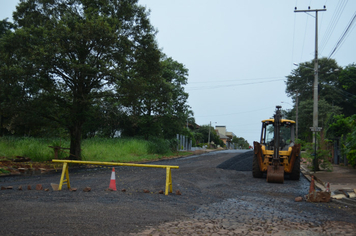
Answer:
0, 0, 192, 159
284, 57, 356, 166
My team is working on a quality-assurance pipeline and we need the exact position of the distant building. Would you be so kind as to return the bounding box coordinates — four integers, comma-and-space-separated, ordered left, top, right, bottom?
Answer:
215, 125, 235, 149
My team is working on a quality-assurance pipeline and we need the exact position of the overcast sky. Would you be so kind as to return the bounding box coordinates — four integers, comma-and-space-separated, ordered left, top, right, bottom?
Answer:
1, 0, 355, 145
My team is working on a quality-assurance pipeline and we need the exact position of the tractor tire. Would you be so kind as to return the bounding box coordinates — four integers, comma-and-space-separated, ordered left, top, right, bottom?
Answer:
290, 152, 301, 180
252, 153, 263, 178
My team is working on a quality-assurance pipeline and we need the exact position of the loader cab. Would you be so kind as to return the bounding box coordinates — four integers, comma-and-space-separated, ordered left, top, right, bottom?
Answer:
260, 119, 296, 150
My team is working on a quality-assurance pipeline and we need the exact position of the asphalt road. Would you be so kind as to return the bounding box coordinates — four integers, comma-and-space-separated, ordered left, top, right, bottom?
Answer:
0, 150, 355, 235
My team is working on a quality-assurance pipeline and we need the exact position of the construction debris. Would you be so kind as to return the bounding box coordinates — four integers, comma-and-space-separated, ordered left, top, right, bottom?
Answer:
305, 175, 331, 203
36, 184, 43, 190
83, 187, 91, 192
51, 183, 59, 191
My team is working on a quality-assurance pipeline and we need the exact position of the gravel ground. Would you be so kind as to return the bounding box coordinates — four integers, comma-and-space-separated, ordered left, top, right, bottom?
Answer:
216, 150, 254, 171
0, 150, 355, 235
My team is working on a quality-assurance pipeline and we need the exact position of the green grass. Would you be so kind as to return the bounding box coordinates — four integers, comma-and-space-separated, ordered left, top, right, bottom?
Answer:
81, 138, 165, 162
0, 137, 178, 163
0, 137, 69, 162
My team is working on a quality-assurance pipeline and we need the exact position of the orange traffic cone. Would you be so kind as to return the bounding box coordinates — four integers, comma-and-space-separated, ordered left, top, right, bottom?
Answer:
109, 167, 117, 191
325, 182, 330, 192
309, 176, 315, 194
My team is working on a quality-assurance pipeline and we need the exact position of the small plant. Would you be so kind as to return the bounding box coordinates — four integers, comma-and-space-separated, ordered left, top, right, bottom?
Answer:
301, 135, 333, 172
0, 168, 10, 174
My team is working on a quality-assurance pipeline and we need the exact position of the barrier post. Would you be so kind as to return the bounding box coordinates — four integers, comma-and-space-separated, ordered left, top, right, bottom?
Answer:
59, 162, 71, 190
53, 160, 178, 195
165, 167, 172, 195
169, 168, 172, 193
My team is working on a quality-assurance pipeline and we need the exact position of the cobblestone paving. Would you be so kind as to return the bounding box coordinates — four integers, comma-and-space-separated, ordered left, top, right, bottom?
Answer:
131, 150, 356, 236
133, 218, 355, 236
133, 197, 356, 235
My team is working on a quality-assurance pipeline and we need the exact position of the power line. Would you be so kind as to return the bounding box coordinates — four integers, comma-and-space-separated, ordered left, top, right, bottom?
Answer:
324, 83, 356, 101
331, 22, 356, 57
332, 87, 356, 100
300, 12, 310, 62
188, 76, 284, 84
328, 10, 356, 58
185, 78, 285, 91
320, 0, 348, 54
291, 11, 297, 71
195, 106, 276, 117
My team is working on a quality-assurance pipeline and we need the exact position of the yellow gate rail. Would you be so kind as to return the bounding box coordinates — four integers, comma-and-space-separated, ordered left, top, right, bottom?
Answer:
52, 160, 179, 195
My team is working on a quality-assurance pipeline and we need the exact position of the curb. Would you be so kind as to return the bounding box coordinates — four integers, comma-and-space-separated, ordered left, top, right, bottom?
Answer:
301, 164, 356, 207
301, 165, 326, 191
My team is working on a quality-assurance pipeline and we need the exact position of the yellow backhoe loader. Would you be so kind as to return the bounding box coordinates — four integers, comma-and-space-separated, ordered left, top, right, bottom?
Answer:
253, 106, 301, 183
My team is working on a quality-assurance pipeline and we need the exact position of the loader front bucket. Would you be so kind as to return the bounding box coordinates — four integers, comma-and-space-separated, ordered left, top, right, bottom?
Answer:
266, 165, 284, 183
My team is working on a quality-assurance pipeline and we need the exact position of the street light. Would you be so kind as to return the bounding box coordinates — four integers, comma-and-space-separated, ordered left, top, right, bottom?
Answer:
293, 62, 315, 70
281, 101, 292, 106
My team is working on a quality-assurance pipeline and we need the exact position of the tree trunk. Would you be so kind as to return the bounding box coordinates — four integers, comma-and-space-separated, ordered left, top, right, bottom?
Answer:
0, 114, 3, 137
69, 124, 82, 160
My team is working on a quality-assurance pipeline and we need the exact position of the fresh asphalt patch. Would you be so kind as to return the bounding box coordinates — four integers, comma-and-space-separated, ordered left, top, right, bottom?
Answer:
216, 150, 254, 171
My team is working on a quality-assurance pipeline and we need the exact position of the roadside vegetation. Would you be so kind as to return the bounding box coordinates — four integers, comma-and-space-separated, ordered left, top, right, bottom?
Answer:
0, 0, 252, 167
285, 59, 356, 169
0, 1, 191, 161
0, 137, 187, 163
1, 1, 354, 170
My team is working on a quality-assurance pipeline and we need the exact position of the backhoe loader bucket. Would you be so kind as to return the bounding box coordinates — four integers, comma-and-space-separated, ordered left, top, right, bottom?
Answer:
266, 165, 284, 183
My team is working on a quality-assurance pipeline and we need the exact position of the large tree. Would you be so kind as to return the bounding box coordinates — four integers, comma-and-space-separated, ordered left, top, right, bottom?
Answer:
0, 19, 13, 136
118, 55, 190, 140
2, 0, 159, 159
285, 58, 356, 117
284, 57, 352, 142
159, 56, 190, 139
296, 99, 342, 141
232, 136, 250, 149
285, 57, 342, 105
336, 64, 356, 117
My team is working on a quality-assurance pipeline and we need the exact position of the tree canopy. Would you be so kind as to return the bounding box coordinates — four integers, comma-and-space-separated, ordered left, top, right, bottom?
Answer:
232, 136, 249, 149
285, 58, 342, 105
0, 0, 191, 159
284, 57, 355, 142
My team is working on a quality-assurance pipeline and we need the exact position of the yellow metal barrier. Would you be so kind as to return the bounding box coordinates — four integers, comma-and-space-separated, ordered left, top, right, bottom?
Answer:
52, 160, 179, 195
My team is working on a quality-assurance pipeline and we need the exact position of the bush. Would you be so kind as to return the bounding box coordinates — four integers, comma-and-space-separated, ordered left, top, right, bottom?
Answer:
302, 137, 333, 172
147, 137, 172, 155
345, 127, 356, 167
296, 139, 308, 151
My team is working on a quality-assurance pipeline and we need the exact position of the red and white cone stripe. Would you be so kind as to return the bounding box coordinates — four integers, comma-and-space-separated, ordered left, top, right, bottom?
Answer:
109, 167, 117, 191
325, 182, 330, 192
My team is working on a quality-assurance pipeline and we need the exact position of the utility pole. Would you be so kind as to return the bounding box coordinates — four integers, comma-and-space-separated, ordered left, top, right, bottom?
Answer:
294, 6, 326, 172
295, 90, 299, 141
208, 121, 211, 147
